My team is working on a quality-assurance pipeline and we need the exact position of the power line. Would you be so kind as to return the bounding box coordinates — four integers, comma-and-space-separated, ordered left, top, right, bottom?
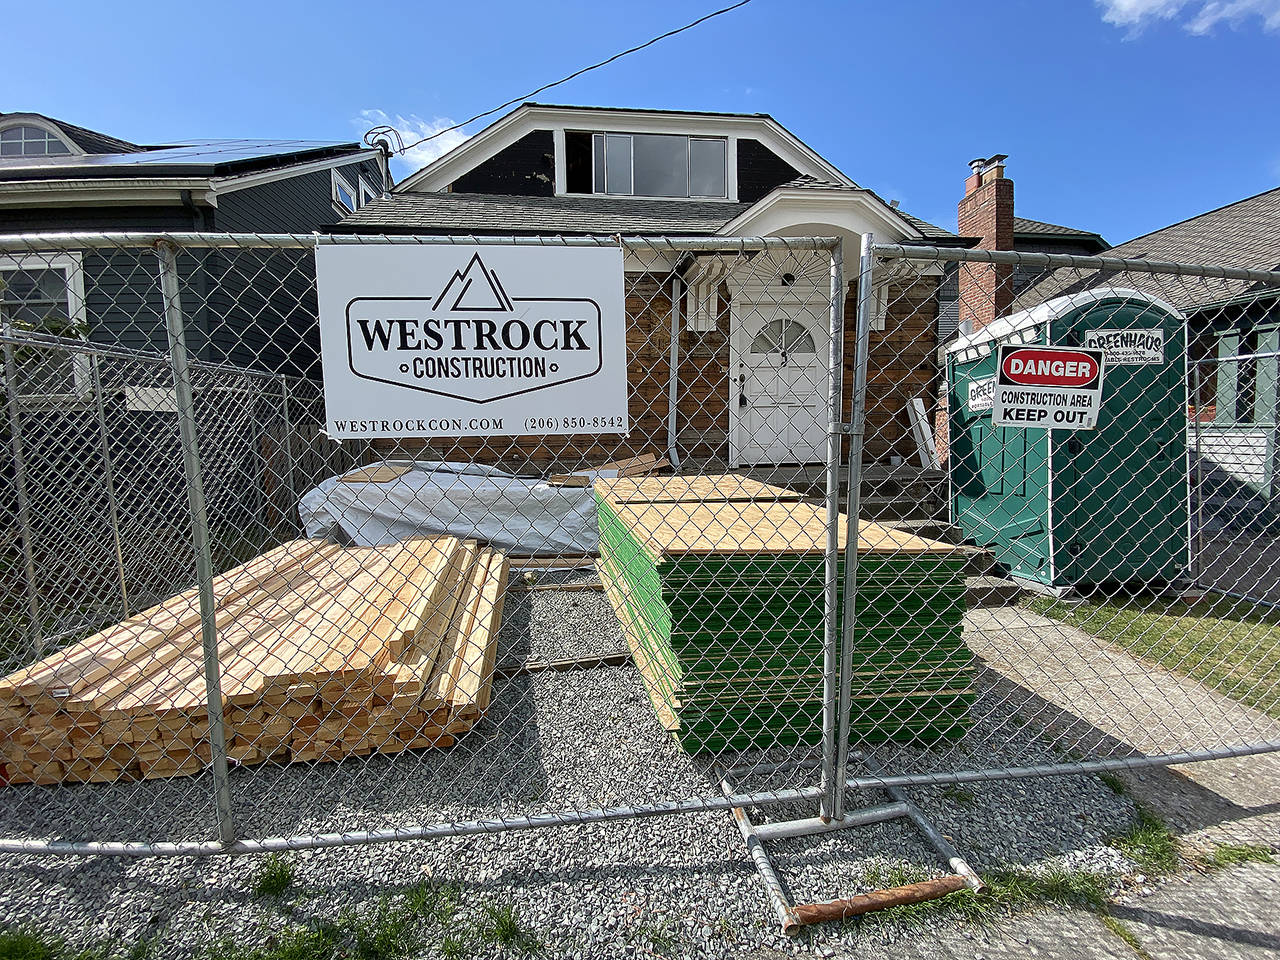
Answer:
364, 0, 753, 156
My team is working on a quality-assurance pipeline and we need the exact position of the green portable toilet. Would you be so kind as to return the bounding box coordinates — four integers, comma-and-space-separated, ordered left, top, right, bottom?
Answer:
946, 287, 1188, 591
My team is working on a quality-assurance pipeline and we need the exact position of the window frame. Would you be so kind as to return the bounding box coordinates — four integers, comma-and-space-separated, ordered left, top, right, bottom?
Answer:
0, 121, 76, 158
587, 132, 728, 200
0, 251, 92, 400
358, 175, 380, 208
331, 169, 358, 214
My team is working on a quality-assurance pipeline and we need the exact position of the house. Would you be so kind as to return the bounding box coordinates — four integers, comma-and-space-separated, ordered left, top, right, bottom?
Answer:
335, 102, 961, 471
0, 111, 389, 379
1010, 185, 1280, 526
933, 156, 1109, 462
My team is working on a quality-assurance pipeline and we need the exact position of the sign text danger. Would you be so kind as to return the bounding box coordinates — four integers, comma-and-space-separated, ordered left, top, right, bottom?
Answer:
992, 344, 1105, 430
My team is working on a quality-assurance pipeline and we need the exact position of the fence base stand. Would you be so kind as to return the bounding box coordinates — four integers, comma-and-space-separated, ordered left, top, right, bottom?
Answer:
721, 758, 984, 934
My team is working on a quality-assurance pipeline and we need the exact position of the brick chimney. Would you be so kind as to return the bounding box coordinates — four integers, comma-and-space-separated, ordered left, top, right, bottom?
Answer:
957, 155, 1014, 333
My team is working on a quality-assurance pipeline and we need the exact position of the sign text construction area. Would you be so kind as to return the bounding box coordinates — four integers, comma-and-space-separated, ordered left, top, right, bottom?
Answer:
316, 244, 628, 438
992, 344, 1105, 430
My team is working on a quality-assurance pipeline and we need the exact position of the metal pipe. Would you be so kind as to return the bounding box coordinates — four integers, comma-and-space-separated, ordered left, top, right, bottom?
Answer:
278, 374, 296, 528
722, 779, 799, 933
666, 273, 682, 471
873, 242, 1280, 286
155, 240, 237, 847
90, 355, 129, 615
0, 232, 841, 253
1192, 359, 1203, 578
791, 876, 969, 926
0, 782, 836, 859
1, 337, 42, 655
5, 739, 1280, 859
819, 239, 846, 819
833, 233, 877, 818
750, 803, 909, 843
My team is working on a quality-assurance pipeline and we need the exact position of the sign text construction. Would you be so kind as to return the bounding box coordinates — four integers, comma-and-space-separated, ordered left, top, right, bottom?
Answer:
317, 245, 628, 438
992, 344, 1105, 430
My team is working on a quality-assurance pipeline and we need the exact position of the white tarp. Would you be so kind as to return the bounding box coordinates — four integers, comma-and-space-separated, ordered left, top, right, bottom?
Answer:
298, 461, 600, 555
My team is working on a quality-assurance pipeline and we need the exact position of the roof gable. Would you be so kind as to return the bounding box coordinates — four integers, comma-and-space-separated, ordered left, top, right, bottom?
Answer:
395, 103, 855, 196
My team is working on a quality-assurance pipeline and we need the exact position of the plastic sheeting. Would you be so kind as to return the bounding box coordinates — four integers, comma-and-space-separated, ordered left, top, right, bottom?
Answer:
299, 461, 600, 556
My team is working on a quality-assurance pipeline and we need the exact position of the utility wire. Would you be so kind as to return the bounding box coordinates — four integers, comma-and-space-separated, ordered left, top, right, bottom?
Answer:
365, 0, 753, 155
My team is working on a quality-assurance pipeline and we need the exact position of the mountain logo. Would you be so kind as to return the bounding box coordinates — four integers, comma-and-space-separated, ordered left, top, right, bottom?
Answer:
344, 253, 604, 404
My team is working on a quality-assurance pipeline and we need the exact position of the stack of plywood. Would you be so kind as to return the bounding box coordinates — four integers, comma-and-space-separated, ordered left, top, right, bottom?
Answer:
595, 475, 972, 753
0, 536, 508, 785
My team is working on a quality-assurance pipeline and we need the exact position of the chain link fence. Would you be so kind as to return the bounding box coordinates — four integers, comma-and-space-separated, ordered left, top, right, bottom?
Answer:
0, 232, 1276, 888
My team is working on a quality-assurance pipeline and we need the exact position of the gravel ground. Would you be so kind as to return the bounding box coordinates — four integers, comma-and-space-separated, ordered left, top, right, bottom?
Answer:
0, 585, 1164, 958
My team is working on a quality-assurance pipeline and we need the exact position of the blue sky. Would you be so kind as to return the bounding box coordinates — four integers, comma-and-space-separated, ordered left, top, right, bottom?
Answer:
4, 0, 1279, 246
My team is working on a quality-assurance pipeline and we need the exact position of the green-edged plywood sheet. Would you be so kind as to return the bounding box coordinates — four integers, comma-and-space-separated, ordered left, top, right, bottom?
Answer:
594, 475, 974, 753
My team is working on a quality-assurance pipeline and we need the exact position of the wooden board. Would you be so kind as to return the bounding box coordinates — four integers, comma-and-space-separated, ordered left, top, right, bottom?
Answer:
338, 464, 413, 484
595, 473, 804, 506
0, 535, 510, 785
610, 500, 961, 561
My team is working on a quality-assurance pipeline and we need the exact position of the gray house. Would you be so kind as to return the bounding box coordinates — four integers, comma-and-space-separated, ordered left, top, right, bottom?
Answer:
0, 111, 389, 378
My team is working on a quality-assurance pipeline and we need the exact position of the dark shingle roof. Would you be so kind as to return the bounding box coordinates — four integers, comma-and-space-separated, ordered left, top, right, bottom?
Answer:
337, 192, 751, 235
1013, 215, 1101, 239
1013, 186, 1280, 313
1, 113, 146, 154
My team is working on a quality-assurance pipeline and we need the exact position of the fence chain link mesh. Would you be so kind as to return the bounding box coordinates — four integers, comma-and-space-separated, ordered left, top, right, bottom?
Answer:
0, 232, 1275, 865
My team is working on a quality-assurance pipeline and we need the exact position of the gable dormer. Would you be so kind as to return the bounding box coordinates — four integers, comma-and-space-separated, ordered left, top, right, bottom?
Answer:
398, 104, 851, 203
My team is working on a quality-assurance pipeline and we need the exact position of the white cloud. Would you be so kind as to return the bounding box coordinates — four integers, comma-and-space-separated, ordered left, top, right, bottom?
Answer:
353, 109, 471, 179
1096, 0, 1280, 33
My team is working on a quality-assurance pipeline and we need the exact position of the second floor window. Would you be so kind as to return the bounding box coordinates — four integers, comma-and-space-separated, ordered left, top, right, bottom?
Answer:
585, 133, 726, 199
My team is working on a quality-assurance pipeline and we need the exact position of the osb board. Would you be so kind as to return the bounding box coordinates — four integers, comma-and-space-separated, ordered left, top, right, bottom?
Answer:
610, 500, 959, 560
595, 473, 804, 505
339, 464, 413, 483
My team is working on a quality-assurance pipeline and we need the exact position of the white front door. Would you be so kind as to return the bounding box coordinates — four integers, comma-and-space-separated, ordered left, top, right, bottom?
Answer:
731, 304, 827, 465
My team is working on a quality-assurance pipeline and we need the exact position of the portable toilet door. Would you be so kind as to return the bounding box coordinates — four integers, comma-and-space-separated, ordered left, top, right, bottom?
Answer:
1051, 292, 1188, 586
947, 287, 1188, 590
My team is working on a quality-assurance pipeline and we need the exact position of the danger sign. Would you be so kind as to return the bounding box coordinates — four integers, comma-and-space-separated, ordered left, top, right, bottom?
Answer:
992, 344, 1105, 430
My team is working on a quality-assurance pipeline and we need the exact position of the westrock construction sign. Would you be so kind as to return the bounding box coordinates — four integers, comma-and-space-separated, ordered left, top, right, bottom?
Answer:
991, 344, 1105, 430
317, 244, 628, 438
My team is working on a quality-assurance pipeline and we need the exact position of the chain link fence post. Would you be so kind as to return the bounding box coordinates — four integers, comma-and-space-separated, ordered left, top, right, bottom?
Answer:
90, 352, 130, 616
155, 239, 237, 847
819, 238, 845, 820
2, 336, 42, 656
833, 232, 876, 819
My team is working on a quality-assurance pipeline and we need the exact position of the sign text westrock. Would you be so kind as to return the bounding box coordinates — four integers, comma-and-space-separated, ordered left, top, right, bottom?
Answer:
316, 245, 628, 438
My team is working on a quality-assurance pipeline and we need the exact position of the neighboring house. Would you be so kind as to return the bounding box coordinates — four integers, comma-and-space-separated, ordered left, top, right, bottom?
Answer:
1012, 185, 1280, 523
0, 111, 389, 380
335, 102, 961, 469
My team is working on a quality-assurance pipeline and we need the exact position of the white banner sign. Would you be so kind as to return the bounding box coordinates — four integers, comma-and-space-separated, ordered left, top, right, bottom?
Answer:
317, 245, 628, 438
1083, 328, 1164, 365
992, 345, 1105, 430
967, 376, 995, 413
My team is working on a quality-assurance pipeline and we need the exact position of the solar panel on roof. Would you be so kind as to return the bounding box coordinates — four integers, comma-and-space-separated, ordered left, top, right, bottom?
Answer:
0, 140, 351, 172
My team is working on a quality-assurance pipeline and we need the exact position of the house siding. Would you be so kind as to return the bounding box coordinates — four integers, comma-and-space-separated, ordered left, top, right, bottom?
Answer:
450, 130, 555, 197
371, 271, 939, 468
736, 138, 801, 205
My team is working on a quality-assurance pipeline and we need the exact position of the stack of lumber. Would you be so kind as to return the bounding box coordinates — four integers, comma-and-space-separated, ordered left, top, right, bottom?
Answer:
0, 536, 508, 785
594, 475, 972, 753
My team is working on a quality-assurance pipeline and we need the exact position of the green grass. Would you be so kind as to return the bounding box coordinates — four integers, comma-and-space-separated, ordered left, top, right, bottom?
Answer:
1101, 915, 1154, 960
250, 855, 295, 900
1027, 594, 1280, 719
478, 902, 538, 953
0, 930, 60, 960
1114, 807, 1181, 873
1200, 843, 1275, 869
852, 863, 1110, 931
1098, 772, 1128, 796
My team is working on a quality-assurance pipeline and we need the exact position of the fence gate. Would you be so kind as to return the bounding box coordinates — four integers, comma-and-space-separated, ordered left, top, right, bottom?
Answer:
0, 231, 1278, 932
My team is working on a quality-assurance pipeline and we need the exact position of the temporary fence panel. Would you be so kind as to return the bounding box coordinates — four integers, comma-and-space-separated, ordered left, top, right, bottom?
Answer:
0, 231, 1276, 912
